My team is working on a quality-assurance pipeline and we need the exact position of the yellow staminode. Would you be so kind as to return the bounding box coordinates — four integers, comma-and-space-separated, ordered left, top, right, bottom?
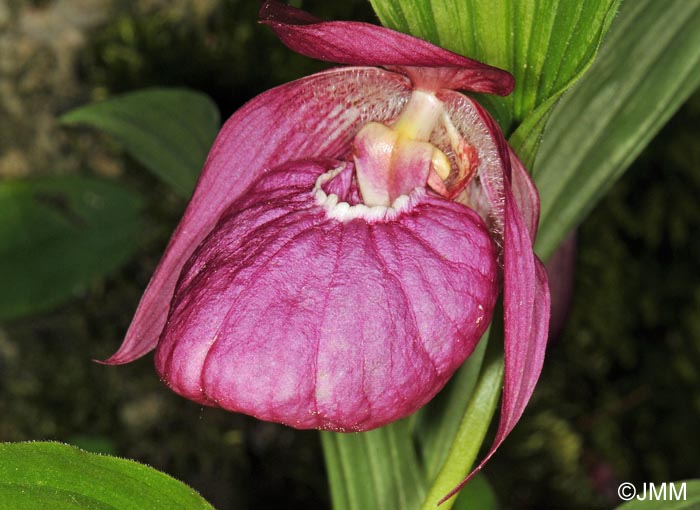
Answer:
393, 90, 445, 141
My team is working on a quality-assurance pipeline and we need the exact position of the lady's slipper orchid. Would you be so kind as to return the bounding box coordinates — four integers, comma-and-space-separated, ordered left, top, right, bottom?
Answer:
105, 0, 550, 491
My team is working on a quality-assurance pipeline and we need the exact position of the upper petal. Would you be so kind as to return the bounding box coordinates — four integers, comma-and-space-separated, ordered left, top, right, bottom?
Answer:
104, 67, 412, 364
259, 0, 514, 95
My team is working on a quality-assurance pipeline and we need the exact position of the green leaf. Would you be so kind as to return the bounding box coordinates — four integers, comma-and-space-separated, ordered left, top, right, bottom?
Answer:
421, 343, 504, 510
66, 436, 117, 456
322, 420, 425, 510
369, 0, 619, 162
61, 88, 220, 198
615, 481, 700, 510
0, 442, 215, 510
534, 0, 700, 259
0, 176, 143, 320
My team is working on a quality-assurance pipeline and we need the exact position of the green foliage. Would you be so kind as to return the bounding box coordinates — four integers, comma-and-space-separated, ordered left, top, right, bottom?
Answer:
534, 0, 700, 259
0, 88, 220, 320
489, 91, 700, 508
321, 421, 425, 510
61, 89, 220, 198
0, 442, 214, 510
0, 177, 142, 321
369, 0, 619, 167
422, 337, 503, 509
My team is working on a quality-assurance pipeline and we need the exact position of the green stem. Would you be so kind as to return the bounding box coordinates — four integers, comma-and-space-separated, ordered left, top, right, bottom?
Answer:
421, 346, 504, 509
322, 420, 426, 510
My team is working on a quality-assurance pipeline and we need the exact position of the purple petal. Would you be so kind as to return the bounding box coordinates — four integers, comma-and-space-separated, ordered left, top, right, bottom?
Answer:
259, 0, 514, 95
509, 147, 540, 242
104, 68, 413, 364
441, 171, 551, 504
155, 159, 499, 431
499, 184, 551, 457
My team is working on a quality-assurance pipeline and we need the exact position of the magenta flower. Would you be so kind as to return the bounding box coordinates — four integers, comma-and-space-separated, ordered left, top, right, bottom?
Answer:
106, 0, 549, 485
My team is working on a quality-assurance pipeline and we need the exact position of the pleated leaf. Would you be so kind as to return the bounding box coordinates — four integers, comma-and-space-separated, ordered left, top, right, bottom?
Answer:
0, 177, 142, 320
61, 88, 220, 198
534, 0, 700, 259
369, 0, 620, 166
322, 420, 425, 510
422, 345, 504, 509
0, 442, 214, 510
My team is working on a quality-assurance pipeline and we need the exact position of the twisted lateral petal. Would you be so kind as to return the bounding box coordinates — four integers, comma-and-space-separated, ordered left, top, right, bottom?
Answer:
105, 68, 413, 364
259, 0, 514, 95
155, 160, 499, 431
442, 156, 550, 503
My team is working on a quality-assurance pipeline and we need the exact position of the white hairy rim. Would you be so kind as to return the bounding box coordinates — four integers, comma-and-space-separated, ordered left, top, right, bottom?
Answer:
313, 166, 425, 222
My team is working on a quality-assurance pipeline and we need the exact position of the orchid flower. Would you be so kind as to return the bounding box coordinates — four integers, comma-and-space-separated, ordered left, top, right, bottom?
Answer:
105, 0, 550, 494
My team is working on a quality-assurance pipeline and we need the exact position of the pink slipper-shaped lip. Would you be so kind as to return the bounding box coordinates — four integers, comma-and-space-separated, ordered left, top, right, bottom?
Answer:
105, 0, 550, 498
156, 160, 498, 432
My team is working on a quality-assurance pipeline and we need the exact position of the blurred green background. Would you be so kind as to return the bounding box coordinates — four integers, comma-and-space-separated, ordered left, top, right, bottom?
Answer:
0, 1, 698, 509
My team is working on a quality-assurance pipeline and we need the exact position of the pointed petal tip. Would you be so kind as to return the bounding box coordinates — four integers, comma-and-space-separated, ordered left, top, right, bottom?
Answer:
437, 464, 484, 506
438, 147, 549, 505
98, 321, 161, 366
92, 355, 122, 366
94, 346, 150, 366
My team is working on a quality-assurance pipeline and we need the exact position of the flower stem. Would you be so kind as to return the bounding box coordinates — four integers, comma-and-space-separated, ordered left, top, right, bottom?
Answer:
421, 338, 504, 509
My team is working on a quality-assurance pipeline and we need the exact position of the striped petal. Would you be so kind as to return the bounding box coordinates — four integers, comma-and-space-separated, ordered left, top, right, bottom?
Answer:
259, 0, 514, 95
104, 68, 412, 364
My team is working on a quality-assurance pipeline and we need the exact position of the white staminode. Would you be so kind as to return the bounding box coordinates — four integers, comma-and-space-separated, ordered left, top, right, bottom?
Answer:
313, 165, 424, 223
